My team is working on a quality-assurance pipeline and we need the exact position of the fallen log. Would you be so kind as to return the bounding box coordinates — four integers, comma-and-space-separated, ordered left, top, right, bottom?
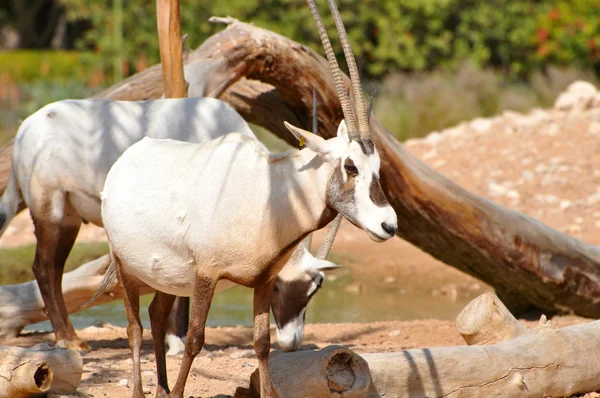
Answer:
364, 294, 599, 397
236, 345, 372, 398
0, 255, 153, 339
238, 293, 600, 397
0, 344, 82, 397
455, 292, 528, 345
2, 19, 600, 317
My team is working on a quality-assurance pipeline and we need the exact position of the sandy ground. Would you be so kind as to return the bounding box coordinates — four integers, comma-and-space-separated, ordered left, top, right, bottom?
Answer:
3, 83, 600, 396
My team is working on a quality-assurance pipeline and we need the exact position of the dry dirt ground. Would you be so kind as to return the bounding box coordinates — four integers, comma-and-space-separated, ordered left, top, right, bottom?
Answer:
3, 82, 600, 396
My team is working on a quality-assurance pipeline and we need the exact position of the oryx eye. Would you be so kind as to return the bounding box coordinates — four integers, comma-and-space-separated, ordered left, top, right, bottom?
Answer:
344, 159, 359, 176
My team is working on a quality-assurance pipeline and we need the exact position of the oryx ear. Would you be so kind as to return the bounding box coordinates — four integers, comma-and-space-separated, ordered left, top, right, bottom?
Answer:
336, 119, 350, 143
311, 258, 341, 272
284, 121, 330, 154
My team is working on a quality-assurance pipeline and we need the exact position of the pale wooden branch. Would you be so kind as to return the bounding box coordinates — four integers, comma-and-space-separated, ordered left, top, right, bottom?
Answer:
456, 292, 528, 345
363, 319, 600, 397
0, 255, 153, 339
236, 345, 372, 398
0, 344, 82, 397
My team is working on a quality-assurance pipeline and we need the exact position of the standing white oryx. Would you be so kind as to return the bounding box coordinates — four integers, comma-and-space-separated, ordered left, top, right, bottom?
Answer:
101, 1, 398, 397
0, 95, 340, 352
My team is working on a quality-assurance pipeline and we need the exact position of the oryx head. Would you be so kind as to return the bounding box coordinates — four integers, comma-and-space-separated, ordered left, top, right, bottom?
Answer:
272, 215, 342, 351
284, 0, 397, 242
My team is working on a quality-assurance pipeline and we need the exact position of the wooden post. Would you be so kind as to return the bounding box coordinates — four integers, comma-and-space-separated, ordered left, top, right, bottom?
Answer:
156, 0, 187, 98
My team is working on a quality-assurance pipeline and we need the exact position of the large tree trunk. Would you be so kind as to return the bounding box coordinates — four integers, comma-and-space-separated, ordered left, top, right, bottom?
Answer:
2, 19, 600, 317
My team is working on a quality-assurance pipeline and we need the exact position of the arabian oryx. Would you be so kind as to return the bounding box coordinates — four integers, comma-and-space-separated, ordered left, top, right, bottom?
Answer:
100, 2, 398, 397
0, 95, 340, 352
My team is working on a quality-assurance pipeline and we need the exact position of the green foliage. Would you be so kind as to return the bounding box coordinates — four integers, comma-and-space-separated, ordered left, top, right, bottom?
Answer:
54, 0, 599, 80
534, 0, 600, 74
0, 51, 101, 84
0, 242, 109, 285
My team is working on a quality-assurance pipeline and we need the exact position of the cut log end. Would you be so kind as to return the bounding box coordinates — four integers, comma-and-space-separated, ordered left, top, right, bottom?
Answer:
456, 292, 528, 345
34, 363, 52, 391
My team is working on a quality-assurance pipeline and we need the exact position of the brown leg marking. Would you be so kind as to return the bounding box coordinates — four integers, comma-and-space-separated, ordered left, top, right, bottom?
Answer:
148, 291, 176, 398
170, 274, 217, 398
167, 296, 189, 338
114, 254, 145, 398
254, 278, 276, 398
31, 216, 89, 351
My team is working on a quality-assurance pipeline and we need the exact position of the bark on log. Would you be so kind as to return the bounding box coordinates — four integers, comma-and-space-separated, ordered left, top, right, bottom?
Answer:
0, 344, 82, 396
363, 320, 600, 397
0, 255, 153, 339
236, 345, 372, 398
2, 19, 600, 317
456, 292, 528, 345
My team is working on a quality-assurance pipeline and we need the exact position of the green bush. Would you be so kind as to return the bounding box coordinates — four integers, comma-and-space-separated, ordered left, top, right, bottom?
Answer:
55, 0, 600, 80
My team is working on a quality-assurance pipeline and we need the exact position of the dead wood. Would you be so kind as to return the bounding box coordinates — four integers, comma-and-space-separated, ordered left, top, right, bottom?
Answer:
456, 292, 529, 345
0, 255, 153, 339
0, 343, 82, 397
2, 20, 600, 317
236, 345, 372, 398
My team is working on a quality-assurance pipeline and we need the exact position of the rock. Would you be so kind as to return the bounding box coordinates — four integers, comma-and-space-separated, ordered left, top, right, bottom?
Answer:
559, 200, 573, 211
554, 81, 598, 111
119, 378, 129, 388
388, 330, 401, 337
470, 118, 493, 133
230, 349, 255, 359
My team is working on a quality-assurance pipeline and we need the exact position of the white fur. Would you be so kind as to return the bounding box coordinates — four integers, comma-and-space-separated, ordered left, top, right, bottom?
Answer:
2, 96, 339, 348
276, 307, 306, 352
6, 98, 254, 229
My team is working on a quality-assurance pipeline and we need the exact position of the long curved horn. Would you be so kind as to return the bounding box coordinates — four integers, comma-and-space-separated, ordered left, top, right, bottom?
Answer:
302, 86, 320, 251
305, 0, 358, 140
327, 0, 370, 139
316, 214, 343, 259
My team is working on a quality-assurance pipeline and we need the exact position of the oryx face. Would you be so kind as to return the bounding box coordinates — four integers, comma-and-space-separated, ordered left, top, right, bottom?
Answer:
271, 244, 338, 352
285, 120, 398, 242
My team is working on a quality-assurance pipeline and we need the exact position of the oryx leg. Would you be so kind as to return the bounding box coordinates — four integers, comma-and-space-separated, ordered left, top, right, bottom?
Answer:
31, 200, 88, 351
254, 279, 276, 398
165, 296, 189, 356
148, 291, 176, 398
114, 255, 145, 398
170, 274, 216, 398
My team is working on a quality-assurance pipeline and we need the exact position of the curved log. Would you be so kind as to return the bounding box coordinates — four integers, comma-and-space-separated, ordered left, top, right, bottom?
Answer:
2, 20, 600, 316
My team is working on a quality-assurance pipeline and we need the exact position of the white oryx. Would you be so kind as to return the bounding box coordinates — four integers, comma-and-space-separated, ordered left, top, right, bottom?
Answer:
100, 1, 398, 397
0, 95, 340, 353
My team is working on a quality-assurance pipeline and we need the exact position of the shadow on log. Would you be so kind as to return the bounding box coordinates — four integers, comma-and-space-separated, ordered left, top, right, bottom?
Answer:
1, 19, 600, 317
242, 294, 600, 397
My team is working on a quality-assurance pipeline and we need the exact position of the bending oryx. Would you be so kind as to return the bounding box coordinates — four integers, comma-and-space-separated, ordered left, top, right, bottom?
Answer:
101, 1, 397, 397
164, 214, 342, 355
0, 96, 338, 352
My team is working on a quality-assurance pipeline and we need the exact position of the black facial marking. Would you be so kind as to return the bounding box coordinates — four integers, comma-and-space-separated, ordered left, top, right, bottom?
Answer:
357, 138, 375, 155
344, 158, 358, 176
271, 277, 315, 329
369, 173, 389, 207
